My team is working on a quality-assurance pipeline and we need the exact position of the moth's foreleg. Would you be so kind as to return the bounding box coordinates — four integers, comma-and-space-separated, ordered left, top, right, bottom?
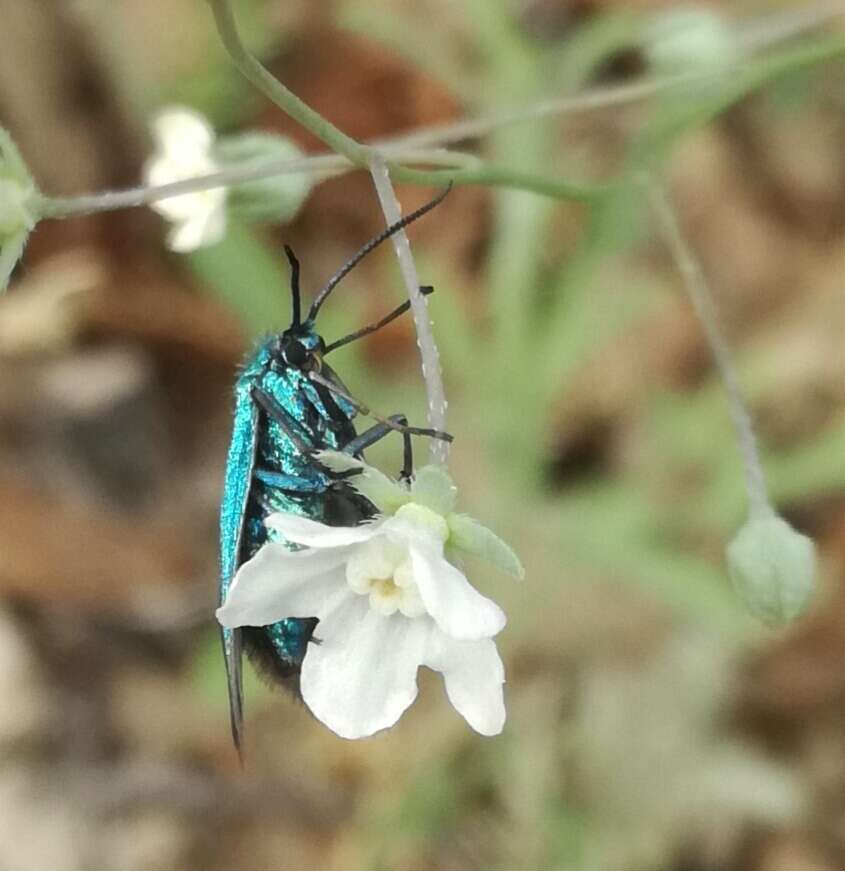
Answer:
343, 415, 414, 482
253, 469, 326, 491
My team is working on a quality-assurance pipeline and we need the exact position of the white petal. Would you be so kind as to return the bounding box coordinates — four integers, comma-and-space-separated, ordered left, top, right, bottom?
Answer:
152, 106, 215, 152
216, 543, 352, 627
301, 598, 432, 739
369, 583, 400, 616
265, 512, 380, 547
398, 584, 426, 618
425, 633, 506, 736
166, 207, 221, 253
196, 195, 227, 246
408, 541, 506, 641
145, 158, 223, 215
312, 451, 364, 475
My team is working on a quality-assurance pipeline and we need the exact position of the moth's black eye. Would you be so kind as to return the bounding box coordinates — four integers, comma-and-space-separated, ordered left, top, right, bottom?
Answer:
282, 339, 309, 367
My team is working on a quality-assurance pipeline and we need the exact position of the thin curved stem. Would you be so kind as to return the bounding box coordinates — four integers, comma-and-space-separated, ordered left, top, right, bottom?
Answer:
369, 154, 449, 465
30, 2, 845, 221
36, 146, 607, 220
35, 148, 475, 219
649, 182, 771, 518
392, 162, 612, 201
208, 0, 368, 166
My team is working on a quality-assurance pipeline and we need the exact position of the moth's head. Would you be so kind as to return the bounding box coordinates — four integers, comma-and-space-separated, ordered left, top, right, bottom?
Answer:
274, 187, 449, 372
272, 324, 324, 372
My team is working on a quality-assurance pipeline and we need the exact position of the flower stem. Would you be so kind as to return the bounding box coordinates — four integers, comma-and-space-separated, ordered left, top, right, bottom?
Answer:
207, 0, 368, 166
35, 147, 606, 220
649, 182, 771, 518
392, 162, 609, 201
208, 0, 451, 465
369, 154, 449, 465
31, 6, 845, 222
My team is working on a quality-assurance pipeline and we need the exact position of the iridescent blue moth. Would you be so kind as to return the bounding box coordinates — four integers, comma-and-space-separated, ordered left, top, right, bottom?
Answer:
219, 189, 450, 751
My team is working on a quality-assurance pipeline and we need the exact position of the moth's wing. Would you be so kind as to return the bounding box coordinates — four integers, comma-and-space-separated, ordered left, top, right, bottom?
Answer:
219, 380, 260, 754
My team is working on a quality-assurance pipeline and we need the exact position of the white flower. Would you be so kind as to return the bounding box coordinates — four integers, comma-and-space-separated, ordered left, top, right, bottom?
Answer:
217, 456, 523, 740
644, 7, 737, 74
144, 106, 226, 253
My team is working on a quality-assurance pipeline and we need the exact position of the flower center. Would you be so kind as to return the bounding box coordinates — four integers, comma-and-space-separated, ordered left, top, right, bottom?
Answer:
394, 502, 449, 542
345, 537, 426, 618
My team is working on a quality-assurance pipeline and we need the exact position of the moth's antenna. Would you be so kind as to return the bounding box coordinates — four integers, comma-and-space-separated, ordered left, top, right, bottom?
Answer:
307, 184, 451, 323
307, 369, 453, 443
284, 245, 301, 327
323, 286, 434, 354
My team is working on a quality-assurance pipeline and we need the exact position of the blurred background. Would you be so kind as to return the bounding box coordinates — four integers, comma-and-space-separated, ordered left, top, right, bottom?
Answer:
1, 1, 845, 869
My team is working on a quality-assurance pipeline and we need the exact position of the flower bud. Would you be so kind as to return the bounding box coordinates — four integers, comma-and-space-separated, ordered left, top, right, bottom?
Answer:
215, 132, 311, 224
0, 128, 37, 291
644, 7, 737, 74
726, 511, 816, 626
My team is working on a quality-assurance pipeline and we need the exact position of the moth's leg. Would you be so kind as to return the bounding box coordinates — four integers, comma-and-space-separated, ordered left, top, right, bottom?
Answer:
253, 469, 326, 491
307, 370, 452, 443
343, 415, 414, 482
250, 386, 314, 457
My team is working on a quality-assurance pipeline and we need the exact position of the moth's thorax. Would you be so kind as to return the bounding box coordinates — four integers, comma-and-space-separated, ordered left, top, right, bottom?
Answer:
224, 331, 362, 674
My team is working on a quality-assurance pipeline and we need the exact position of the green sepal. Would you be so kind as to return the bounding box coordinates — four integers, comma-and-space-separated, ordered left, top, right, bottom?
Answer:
0, 128, 37, 292
448, 513, 524, 579
410, 465, 457, 515
214, 132, 311, 224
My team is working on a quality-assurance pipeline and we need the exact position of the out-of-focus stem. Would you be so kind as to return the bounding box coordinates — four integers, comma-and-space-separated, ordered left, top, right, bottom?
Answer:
649, 182, 771, 517
207, 0, 367, 165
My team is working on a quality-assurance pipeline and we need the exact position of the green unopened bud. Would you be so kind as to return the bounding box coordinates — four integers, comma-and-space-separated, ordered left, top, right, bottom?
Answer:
0, 128, 37, 292
215, 132, 311, 224
726, 511, 816, 626
644, 7, 737, 74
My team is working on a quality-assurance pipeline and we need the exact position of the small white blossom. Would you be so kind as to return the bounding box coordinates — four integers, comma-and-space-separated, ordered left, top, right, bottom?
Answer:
217, 456, 523, 739
144, 106, 226, 253
645, 7, 737, 74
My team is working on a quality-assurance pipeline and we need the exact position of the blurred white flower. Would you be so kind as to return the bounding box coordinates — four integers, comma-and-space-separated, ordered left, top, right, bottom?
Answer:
217, 456, 523, 739
144, 106, 226, 253
645, 6, 737, 74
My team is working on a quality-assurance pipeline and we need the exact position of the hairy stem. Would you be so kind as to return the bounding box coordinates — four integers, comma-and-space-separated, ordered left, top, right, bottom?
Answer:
369, 154, 449, 465
37, 146, 606, 220
32, 14, 845, 221
207, 0, 368, 165
649, 182, 771, 517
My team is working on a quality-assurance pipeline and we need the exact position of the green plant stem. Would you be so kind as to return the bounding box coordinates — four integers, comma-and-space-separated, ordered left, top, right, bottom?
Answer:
207, 0, 368, 166
392, 163, 609, 201
34, 148, 474, 219
35, 147, 606, 220
649, 182, 771, 518
29, 21, 845, 221
638, 34, 845, 163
